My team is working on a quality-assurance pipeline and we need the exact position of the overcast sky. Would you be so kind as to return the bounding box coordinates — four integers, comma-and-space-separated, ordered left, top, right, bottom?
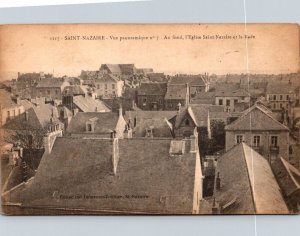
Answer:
0, 24, 299, 80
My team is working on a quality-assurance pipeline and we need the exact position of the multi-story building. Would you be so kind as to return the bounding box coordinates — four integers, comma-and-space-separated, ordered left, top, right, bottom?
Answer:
136, 83, 167, 110
0, 89, 25, 126
94, 74, 124, 98
215, 88, 250, 112
225, 104, 290, 160
34, 78, 70, 101
266, 81, 298, 112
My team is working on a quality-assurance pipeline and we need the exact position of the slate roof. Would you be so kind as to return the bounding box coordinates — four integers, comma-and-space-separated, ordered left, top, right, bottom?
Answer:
165, 84, 188, 100
214, 143, 289, 214
0, 89, 20, 109
4, 104, 62, 130
137, 83, 167, 96
147, 73, 166, 82
175, 104, 226, 128
191, 92, 215, 105
266, 82, 298, 94
125, 110, 177, 138
36, 78, 68, 88
225, 104, 289, 131
215, 88, 249, 97
101, 64, 122, 74
63, 85, 86, 96
169, 75, 206, 87
271, 157, 300, 197
66, 112, 119, 134
7, 137, 198, 214
73, 96, 111, 113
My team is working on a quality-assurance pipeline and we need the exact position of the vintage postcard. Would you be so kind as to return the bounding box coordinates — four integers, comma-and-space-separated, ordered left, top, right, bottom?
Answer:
0, 24, 299, 215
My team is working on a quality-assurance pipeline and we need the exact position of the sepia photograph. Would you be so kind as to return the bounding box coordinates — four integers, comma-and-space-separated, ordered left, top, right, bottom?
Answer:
0, 23, 299, 215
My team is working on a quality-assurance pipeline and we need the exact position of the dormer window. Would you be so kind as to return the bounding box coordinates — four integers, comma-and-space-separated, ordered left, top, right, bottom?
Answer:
185, 119, 190, 126
86, 117, 98, 133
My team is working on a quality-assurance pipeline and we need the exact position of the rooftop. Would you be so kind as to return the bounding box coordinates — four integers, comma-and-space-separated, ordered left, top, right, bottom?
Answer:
138, 82, 167, 96
165, 84, 188, 100
5, 137, 198, 214
66, 112, 119, 134
73, 96, 111, 113
225, 104, 289, 131
214, 143, 289, 214
169, 75, 207, 87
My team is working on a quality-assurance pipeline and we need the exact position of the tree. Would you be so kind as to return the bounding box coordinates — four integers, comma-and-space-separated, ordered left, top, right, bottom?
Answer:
211, 120, 226, 149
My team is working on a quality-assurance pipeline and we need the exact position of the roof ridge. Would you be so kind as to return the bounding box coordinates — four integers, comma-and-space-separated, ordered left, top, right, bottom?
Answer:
241, 143, 257, 213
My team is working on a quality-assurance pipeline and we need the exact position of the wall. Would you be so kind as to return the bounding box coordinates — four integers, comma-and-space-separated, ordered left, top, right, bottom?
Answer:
1, 105, 25, 125
137, 95, 165, 110
226, 130, 290, 159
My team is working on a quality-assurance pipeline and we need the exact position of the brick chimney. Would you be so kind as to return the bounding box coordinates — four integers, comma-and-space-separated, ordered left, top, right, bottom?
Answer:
112, 137, 119, 175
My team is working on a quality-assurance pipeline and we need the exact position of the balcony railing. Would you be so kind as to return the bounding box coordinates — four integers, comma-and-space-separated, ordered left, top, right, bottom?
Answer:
251, 145, 264, 154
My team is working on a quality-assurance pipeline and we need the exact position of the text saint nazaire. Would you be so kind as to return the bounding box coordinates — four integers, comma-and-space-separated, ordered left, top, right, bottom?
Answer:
65, 35, 106, 40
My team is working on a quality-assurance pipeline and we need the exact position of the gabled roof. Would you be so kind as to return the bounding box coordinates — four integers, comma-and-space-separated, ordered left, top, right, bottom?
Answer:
67, 112, 119, 134
147, 73, 166, 82
73, 96, 111, 113
175, 104, 226, 128
4, 104, 62, 130
100, 64, 122, 74
95, 73, 120, 83
137, 83, 167, 96
10, 137, 199, 214
225, 104, 289, 131
125, 110, 177, 138
214, 143, 289, 214
165, 84, 188, 100
191, 91, 215, 105
0, 89, 20, 109
169, 75, 207, 87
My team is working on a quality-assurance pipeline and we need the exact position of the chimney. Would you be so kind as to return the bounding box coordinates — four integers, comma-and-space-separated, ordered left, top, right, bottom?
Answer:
119, 105, 123, 118
190, 128, 198, 153
25, 111, 29, 121
73, 108, 79, 116
112, 137, 119, 175
124, 125, 133, 138
177, 102, 182, 112
216, 172, 221, 190
212, 198, 220, 214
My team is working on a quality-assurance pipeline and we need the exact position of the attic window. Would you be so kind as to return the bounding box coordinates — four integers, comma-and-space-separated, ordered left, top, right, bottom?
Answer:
185, 119, 190, 126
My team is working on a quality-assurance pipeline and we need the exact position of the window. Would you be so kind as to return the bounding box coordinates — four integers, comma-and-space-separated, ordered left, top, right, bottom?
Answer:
287, 95, 289, 100
234, 99, 238, 104
47, 90, 50, 95
7, 111, 10, 118
87, 124, 92, 132
112, 84, 115, 89
55, 89, 59, 95
273, 103, 276, 109
273, 95, 276, 100
185, 119, 190, 126
105, 84, 107, 89
236, 135, 243, 144
226, 99, 230, 106
286, 103, 289, 108
280, 103, 283, 109
280, 95, 283, 100
253, 135, 260, 147
218, 99, 223, 105
18, 109, 21, 115
270, 136, 278, 147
